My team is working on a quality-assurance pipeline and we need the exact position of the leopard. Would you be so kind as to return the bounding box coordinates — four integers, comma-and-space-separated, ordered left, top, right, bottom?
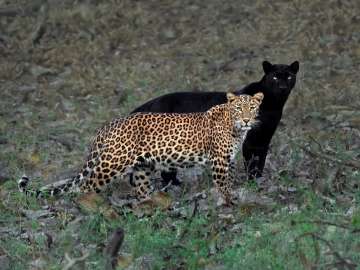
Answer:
18, 92, 263, 204
132, 60, 299, 182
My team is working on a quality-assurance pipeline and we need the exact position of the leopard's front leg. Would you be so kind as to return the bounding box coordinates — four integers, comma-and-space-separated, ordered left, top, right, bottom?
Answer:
210, 156, 234, 205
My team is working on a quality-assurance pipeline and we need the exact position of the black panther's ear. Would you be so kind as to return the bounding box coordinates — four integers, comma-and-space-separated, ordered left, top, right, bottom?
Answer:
290, 61, 299, 74
262, 61, 273, 74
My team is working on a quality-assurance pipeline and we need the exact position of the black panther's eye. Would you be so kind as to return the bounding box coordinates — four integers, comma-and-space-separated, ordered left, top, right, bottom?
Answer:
273, 76, 278, 80
287, 76, 292, 80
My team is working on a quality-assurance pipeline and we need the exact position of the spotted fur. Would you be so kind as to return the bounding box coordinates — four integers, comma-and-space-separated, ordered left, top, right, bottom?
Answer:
18, 92, 263, 203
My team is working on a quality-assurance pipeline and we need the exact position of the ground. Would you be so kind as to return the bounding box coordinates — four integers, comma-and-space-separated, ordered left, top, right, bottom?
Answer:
0, 0, 359, 269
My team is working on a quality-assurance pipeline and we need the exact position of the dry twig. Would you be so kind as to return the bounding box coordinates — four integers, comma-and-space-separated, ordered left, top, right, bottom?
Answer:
29, 2, 49, 46
296, 232, 357, 270
293, 219, 359, 232
0, 245, 27, 264
0, 0, 45, 17
62, 251, 90, 270
297, 144, 360, 169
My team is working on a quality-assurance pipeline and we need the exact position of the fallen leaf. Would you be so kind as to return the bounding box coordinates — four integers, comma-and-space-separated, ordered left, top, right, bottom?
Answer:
77, 193, 106, 211
151, 191, 172, 210
102, 208, 119, 220
132, 199, 157, 218
76, 193, 119, 220
116, 254, 133, 269
29, 152, 41, 165
132, 192, 172, 217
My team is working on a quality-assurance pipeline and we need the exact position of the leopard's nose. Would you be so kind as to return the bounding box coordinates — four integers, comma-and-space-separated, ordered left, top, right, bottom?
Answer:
243, 118, 250, 124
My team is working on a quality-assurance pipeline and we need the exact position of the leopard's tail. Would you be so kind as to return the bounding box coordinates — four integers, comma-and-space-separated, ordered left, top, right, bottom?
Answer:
18, 173, 84, 198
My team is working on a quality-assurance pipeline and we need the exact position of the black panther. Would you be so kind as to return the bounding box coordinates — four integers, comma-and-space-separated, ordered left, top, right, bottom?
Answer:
131, 60, 299, 184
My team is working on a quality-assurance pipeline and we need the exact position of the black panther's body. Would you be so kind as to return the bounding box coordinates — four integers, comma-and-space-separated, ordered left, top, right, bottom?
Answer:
131, 61, 299, 183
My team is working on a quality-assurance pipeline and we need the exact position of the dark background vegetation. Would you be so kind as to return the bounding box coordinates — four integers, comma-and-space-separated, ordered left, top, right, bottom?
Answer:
0, 0, 359, 269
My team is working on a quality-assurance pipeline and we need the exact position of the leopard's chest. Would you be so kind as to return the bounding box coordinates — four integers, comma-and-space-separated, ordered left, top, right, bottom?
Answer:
229, 130, 248, 161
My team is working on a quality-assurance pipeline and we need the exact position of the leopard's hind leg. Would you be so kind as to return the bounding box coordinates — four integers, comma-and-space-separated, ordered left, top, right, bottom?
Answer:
132, 163, 156, 200
80, 151, 132, 193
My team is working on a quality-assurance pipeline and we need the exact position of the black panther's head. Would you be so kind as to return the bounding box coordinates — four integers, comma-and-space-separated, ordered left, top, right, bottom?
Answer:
262, 60, 299, 101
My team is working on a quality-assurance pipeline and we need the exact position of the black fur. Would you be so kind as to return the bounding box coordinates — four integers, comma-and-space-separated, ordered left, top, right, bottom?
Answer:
131, 61, 299, 183
132, 92, 228, 114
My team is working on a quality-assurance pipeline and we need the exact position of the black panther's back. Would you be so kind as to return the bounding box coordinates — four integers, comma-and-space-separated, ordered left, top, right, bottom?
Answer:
131, 91, 227, 114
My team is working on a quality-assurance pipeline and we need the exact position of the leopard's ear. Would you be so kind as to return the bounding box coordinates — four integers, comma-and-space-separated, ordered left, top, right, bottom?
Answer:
226, 92, 237, 102
253, 92, 264, 103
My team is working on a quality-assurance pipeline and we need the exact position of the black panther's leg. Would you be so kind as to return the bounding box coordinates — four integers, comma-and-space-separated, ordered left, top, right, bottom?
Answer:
243, 143, 268, 179
161, 170, 181, 186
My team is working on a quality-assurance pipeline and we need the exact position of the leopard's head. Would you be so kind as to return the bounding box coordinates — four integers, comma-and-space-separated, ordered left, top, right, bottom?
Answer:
227, 92, 264, 131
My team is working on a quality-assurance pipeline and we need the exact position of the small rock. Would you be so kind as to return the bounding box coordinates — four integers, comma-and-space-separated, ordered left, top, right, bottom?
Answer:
29, 64, 57, 78
345, 206, 355, 216
281, 204, 298, 214
188, 5, 200, 11
0, 255, 10, 270
30, 257, 47, 269
255, 177, 266, 185
218, 213, 235, 224
159, 28, 178, 43
18, 85, 37, 92
163, 28, 176, 39
229, 223, 243, 233
126, 255, 155, 270
287, 187, 297, 193
267, 185, 279, 193
22, 209, 54, 219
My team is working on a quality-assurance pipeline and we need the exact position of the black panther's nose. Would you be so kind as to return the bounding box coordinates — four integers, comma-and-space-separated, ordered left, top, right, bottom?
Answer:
279, 83, 288, 89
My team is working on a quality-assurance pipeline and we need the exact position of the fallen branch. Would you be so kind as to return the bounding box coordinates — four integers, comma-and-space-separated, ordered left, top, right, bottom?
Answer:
0, 0, 45, 17
62, 251, 90, 270
297, 143, 360, 170
0, 245, 27, 264
311, 234, 357, 270
104, 228, 125, 270
296, 232, 357, 270
160, 180, 173, 192
49, 135, 74, 152
293, 219, 357, 232
29, 2, 49, 46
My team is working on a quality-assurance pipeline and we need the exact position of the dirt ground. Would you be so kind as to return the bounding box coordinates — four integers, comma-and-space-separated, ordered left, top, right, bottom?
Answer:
0, 0, 359, 269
